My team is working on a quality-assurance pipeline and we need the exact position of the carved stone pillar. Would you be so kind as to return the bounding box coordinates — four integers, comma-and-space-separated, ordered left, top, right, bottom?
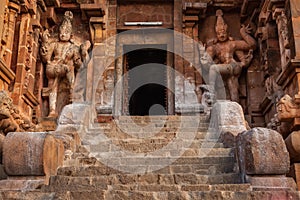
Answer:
12, 12, 38, 115
175, 2, 206, 114
3, 1, 19, 68
289, 0, 300, 102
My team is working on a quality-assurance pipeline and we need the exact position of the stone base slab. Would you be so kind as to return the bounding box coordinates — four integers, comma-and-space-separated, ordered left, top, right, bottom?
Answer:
245, 175, 297, 191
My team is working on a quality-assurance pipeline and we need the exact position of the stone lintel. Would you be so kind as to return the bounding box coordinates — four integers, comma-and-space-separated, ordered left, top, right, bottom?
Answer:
183, 2, 207, 16
0, 59, 15, 84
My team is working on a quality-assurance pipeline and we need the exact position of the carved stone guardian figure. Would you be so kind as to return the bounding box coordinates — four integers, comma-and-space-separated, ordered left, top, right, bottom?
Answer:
201, 10, 256, 102
40, 11, 90, 117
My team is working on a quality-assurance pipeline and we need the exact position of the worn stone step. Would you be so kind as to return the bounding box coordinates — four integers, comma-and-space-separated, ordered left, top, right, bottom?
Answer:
84, 130, 219, 143
0, 179, 45, 191
47, 172, 241, 189
0, 191, 56, 200
88, 156, 235, 167
103, 190, 300, 200
88, 145, 233, 158
57, 159, 237, 177
85, 139, 226, 154
116, 115, 209, 123
109, 183, 251, 192
45, 176, 110, 192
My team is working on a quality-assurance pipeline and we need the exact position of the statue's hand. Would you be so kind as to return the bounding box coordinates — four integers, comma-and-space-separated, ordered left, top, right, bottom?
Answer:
240, 24, 252, 35
40, 45, 48, 55
80, 40, 91, 65
41, 29, 50, 43
80, 40, 91, 57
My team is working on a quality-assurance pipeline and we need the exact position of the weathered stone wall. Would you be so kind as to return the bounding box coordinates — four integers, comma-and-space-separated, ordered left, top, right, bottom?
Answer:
117, 2, 174, 29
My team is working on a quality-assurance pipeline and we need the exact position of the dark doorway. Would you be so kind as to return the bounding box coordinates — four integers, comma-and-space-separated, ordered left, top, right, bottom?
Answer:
124, 46, 167, 116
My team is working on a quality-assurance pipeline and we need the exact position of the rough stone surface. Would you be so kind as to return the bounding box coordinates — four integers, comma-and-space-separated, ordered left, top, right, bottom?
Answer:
245, 175, 297, 190
3, 132, 64, 181
58, 103, 91, 127
210, 100, 248, 136
237, 127, 290, 176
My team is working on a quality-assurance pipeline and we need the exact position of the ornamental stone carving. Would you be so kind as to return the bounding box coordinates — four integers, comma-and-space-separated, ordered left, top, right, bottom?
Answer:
40, 11, 90, 117
201, 9, 256, 102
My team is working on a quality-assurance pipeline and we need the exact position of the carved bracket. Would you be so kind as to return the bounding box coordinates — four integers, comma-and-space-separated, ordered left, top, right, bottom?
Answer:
89, 17, 105, 44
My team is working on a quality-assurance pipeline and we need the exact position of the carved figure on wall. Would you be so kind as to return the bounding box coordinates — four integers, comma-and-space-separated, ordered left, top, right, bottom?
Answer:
0, 91, 38, 135
0, 6, 9, 61
278, 11, 290, 49
277, 11, 291, 69
201, 10, 256, 102
40, 11, 90, 117
276, 94, 300, 121
95, 68, 114, 113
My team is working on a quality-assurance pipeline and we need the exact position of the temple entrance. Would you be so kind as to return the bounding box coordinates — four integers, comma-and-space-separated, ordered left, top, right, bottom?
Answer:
124, 45, 168, 116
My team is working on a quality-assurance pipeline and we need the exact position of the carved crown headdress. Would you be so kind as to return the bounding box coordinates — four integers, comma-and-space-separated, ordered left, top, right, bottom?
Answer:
59, 11, 73, 33
215, 9, 228, 33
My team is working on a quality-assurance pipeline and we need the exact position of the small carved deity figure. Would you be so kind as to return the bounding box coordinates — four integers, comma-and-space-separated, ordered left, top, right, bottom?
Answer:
201, 10, 256, 102
40, 11, 89, 117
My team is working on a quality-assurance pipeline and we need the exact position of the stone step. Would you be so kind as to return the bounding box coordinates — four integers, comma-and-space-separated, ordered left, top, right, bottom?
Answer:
2, 184, 299, 200
88, 155, 235, 166
116, 115, 209, 122
110, 183, 251, 192
113, 122, 210, 129
89, 126, 211, 135
46, 173, 241, 191
86, 142, 227, 155
57, 159, 237, 177
0, 191, 56, 200
103, 190, 300, 200
88, 145, 233, 157
0, 179, 45, 191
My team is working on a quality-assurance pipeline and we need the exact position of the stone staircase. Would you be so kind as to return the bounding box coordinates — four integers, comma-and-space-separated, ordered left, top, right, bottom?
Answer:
0, 115, 299, 199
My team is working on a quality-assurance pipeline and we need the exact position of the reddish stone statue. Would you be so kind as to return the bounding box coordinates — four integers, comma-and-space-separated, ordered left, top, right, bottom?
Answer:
202, 10, 256, 102
40, 11, 90, 117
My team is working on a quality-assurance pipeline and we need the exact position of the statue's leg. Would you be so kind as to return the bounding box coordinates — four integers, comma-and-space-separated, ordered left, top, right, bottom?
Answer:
227, 77, 239, 102
48, 79, 58, 117
209, 64, 219, 92
66, 69, 75, 102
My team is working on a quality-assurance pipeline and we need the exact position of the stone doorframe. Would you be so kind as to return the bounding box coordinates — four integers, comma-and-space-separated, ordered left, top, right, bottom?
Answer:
114, 29, 174, 116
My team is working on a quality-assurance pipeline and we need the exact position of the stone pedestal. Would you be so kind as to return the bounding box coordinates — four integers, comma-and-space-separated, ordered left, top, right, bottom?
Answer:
3, 132, 64, 184
237, 128, 290, 181
210, 100, 248, 136
245, 175, 297, 191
